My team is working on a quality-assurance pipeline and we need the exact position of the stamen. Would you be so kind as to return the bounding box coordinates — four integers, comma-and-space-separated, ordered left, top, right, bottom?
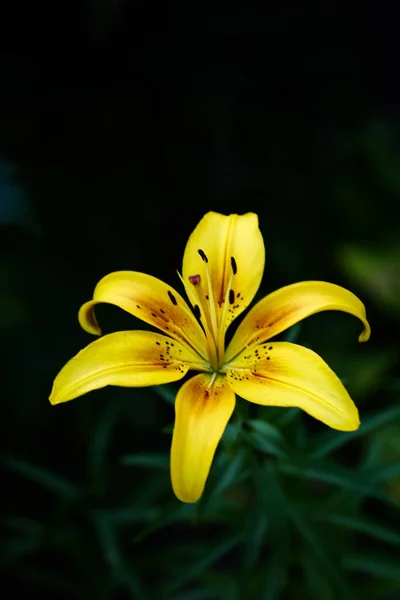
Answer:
187, 273, 219, 370
198, 249, 208, 263
217, 257, 237, 363
167, 290, 178, 306
201, 263, 219, 347
207, 371, 218, 389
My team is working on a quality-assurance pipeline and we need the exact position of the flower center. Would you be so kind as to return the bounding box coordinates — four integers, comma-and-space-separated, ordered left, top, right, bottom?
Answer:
186, 249, 237, 371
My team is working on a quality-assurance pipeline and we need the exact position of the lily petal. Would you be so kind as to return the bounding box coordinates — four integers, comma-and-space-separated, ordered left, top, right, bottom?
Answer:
226, 342, 360, 431
182, 212, 265, 329
226, 281, 371, 363
78, 271, 207, 359
171, 373, 235, 503
50, 331, 199, 405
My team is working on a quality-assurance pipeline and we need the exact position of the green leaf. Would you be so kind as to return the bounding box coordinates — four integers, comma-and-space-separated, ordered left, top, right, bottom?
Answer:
0, 538, 41, 566
247, 419, 285, 444
344, 553, 400, 582
367, 461, 400, 484
208, 447, 249, 501
92, 507, 158, 525
274, 407, 301, 427
242, 512, 268, 571
94, 517, 146, 599
3, 516, 42, 536
241, 430, 286, 458
13, 567, 83, 599
282, 321, 303, 343
278, 460, 395, 506
167, 534, 242, 592
258, 463, 289, 541
321, 513, 400, 546
1, 454, 81, 499
120, 453, 169, 469
260, 553, 289, 600
358, 580, 400, 600
312, 405, 400, 459
221, 421, 242, 449
87, 401, 122, 490
301, 551, 336, 600
361, 434, 388, 469
174, 590, 213, 600
253, 462, 291, 598
290, 508, 353, 600
242, 461, 273, 572
152, 383, 177, 405
134, 503, 197, 542
200, 574, 240, 600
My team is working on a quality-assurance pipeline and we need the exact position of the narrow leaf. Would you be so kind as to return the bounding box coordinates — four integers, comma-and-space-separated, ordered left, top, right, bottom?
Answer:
279, 461, 395, 505
121, 453, 169, 469
344, 553, 400, 582
152, 384, 177, 405
282, 321, 303, 343
322, 513, 400, 546
290, 508, 353, 600
1, 455, 80, 499
313, 405, 400, 459
167, 534, 242, 592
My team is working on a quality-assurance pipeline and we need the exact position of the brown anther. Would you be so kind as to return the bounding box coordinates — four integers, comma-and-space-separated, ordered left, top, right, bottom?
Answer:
189, 274, 201, 285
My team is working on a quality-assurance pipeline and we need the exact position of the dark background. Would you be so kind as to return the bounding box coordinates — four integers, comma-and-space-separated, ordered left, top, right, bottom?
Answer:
1, 4, 400, 599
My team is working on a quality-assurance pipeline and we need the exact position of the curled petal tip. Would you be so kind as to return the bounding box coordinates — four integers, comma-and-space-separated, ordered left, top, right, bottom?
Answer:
358, 323, 371, 343
78, 301, 102, 336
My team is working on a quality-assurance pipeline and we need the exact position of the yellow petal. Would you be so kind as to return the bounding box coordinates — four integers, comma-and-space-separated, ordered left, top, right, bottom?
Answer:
182, 212, 265, 330
226, 281, 371, 362
49, 331, 199, 405
171, 373, 235, 503
78, 271, 207, 360
226, 342, 360, 431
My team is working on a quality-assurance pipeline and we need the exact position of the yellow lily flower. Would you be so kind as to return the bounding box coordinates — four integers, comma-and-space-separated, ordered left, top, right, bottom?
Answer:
50, 212, 371, 503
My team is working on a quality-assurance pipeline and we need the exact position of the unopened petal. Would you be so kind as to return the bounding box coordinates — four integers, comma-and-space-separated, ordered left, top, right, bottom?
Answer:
49, 331, 198, 405
171, 373, 235, 503
226, 281, 370, 362
226, 342, 360, 431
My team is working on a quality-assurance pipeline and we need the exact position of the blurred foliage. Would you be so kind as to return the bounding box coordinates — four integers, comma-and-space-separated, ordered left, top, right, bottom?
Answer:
1, 4, 400, 599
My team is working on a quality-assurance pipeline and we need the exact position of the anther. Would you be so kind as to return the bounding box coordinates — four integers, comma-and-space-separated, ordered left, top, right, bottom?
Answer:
198, 249, 208, 263
167, 291, 178, 305
189, 274, 201, 286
